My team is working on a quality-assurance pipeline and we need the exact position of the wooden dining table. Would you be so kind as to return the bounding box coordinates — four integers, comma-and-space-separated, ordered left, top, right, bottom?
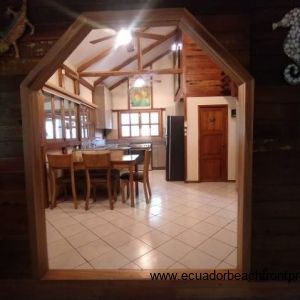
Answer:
73, 154, 140, 207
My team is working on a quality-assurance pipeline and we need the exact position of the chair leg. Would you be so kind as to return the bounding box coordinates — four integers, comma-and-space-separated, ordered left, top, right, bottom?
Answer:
126, 182, 130, 199
71, 172, 78, 209
121, 180, 126, 203
107, 181, 114, 210
143, 179, 149, 204
135, 181, 139, 196
146, 177, 152, 196
50, 171, 56, 209
85, 186, 90, 210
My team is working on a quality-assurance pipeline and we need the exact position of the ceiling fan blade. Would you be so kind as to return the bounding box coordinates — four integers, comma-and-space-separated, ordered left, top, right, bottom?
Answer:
90, 34, 116, 44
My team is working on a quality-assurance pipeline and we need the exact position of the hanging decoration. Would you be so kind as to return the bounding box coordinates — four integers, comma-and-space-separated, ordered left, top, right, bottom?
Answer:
273, 8, 300, 85
0, 0, 35, 58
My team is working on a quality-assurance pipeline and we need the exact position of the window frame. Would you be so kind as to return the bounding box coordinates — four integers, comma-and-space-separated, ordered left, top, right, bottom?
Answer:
43, 91, 95, 145
118, 109, 163, 139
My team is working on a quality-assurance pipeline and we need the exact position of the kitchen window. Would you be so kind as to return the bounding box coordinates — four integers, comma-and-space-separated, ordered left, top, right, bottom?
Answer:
43, 91, 94, 142
119, 110, 162, 138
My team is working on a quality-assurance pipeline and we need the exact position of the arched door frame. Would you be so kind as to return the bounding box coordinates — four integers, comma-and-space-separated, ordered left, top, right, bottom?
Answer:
20, 8, 254, 279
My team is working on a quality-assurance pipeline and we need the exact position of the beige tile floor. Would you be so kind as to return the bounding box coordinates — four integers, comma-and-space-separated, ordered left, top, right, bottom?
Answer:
46, 170, 237, 270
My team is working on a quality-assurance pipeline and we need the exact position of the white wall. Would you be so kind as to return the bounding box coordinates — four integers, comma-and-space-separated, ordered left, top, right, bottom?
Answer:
46, 71, 93, 103
186, 96, 238, 181
64, 76, 74, 93
80, 84, 93, 103
152, 53, 175, 111
109, 53, 177, 138
47, 71, 59, 86
111, 81, 128, 110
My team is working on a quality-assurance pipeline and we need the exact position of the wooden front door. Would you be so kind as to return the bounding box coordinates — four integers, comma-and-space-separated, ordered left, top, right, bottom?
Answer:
198, 105, 228, 181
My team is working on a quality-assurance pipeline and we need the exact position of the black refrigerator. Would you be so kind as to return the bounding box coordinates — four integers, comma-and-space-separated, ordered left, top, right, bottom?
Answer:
166, 116, 185, 181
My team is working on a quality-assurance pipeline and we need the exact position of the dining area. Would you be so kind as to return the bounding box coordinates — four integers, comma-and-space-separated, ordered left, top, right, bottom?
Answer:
46, 149, 152, 211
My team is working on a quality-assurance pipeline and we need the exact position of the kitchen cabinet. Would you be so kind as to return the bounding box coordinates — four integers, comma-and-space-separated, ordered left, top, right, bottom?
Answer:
152, 143, 166, 169
94, 85, 112, 129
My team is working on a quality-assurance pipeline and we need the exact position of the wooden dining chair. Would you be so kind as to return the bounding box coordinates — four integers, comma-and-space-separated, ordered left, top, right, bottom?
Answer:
82, 152, 118, 210
120, 150, 152, 204
47, 153, 78, 209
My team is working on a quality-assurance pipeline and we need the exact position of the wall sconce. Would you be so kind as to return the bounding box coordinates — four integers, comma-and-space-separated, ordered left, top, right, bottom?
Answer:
171, 42, 183, 51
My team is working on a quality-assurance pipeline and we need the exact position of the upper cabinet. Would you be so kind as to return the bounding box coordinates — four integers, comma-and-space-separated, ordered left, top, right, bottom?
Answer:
94, 85, 112, 129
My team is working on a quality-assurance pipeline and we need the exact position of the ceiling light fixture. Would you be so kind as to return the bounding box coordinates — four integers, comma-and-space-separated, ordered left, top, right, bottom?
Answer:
115, 29, 132, 48
133, 77, 146, 88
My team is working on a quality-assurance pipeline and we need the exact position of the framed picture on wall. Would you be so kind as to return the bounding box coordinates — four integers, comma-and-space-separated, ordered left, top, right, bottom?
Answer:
128, 77, 152, 109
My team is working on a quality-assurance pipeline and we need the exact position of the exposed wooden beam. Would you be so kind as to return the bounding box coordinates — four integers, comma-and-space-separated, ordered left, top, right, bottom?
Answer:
57, 67, 64, 88
80, 68, 182, 77
62, 64, 94, 91
144, 49, 172, 69
89, 31, 164, 45
62, 64, 77, 78
90, 34, 115, 44
137, 37, 142, 70
134, 32, 165, 40
93, 29, 177, 86
109, 78, 128, 91
109, 49, 172, 90
77, 47, 113, 72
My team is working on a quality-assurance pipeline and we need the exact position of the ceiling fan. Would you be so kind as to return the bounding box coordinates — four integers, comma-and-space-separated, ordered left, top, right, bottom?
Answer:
130, 74, 162, 88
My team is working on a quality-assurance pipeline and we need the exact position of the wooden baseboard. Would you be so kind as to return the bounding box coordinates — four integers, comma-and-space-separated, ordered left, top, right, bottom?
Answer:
184, 180, 199, 183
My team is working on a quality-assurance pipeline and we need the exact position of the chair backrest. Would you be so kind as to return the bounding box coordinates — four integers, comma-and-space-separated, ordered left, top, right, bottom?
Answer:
110, 150, 123, 161
73, 150, 110, 162
47, 154, 73, 170
143, 150, 151, 175
82, 153, 111, 170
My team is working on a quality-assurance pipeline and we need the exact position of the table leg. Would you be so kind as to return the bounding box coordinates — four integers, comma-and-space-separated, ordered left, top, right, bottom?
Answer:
135, 163, 139, 196
129, 164, 135, 207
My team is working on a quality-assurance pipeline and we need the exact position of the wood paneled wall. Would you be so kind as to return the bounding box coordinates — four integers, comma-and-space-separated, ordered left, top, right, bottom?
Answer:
182, 34, 233, 96
0, 76, 31, 278
250, 2, 300, 272
1, 0, 300, 297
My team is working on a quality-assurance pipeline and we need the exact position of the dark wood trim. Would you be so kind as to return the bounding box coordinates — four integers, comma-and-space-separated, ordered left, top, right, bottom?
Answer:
89, 34, 115, 45
80, 68, 182, 77
43, 83, 97, 109
184, 180, 200, 183
137, 37, 142, 70
20, 8, 253, 280
62, 64, 94, 91
74, 80, 80, 95
57, 68, 64, 88
63, 64, 78, 78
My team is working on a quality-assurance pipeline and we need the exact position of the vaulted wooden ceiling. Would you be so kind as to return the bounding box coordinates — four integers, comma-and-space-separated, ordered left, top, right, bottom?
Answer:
64, 26, 178, 90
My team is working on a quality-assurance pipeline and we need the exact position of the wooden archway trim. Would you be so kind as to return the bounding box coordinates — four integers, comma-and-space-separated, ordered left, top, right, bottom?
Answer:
20, 8, 254, 279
